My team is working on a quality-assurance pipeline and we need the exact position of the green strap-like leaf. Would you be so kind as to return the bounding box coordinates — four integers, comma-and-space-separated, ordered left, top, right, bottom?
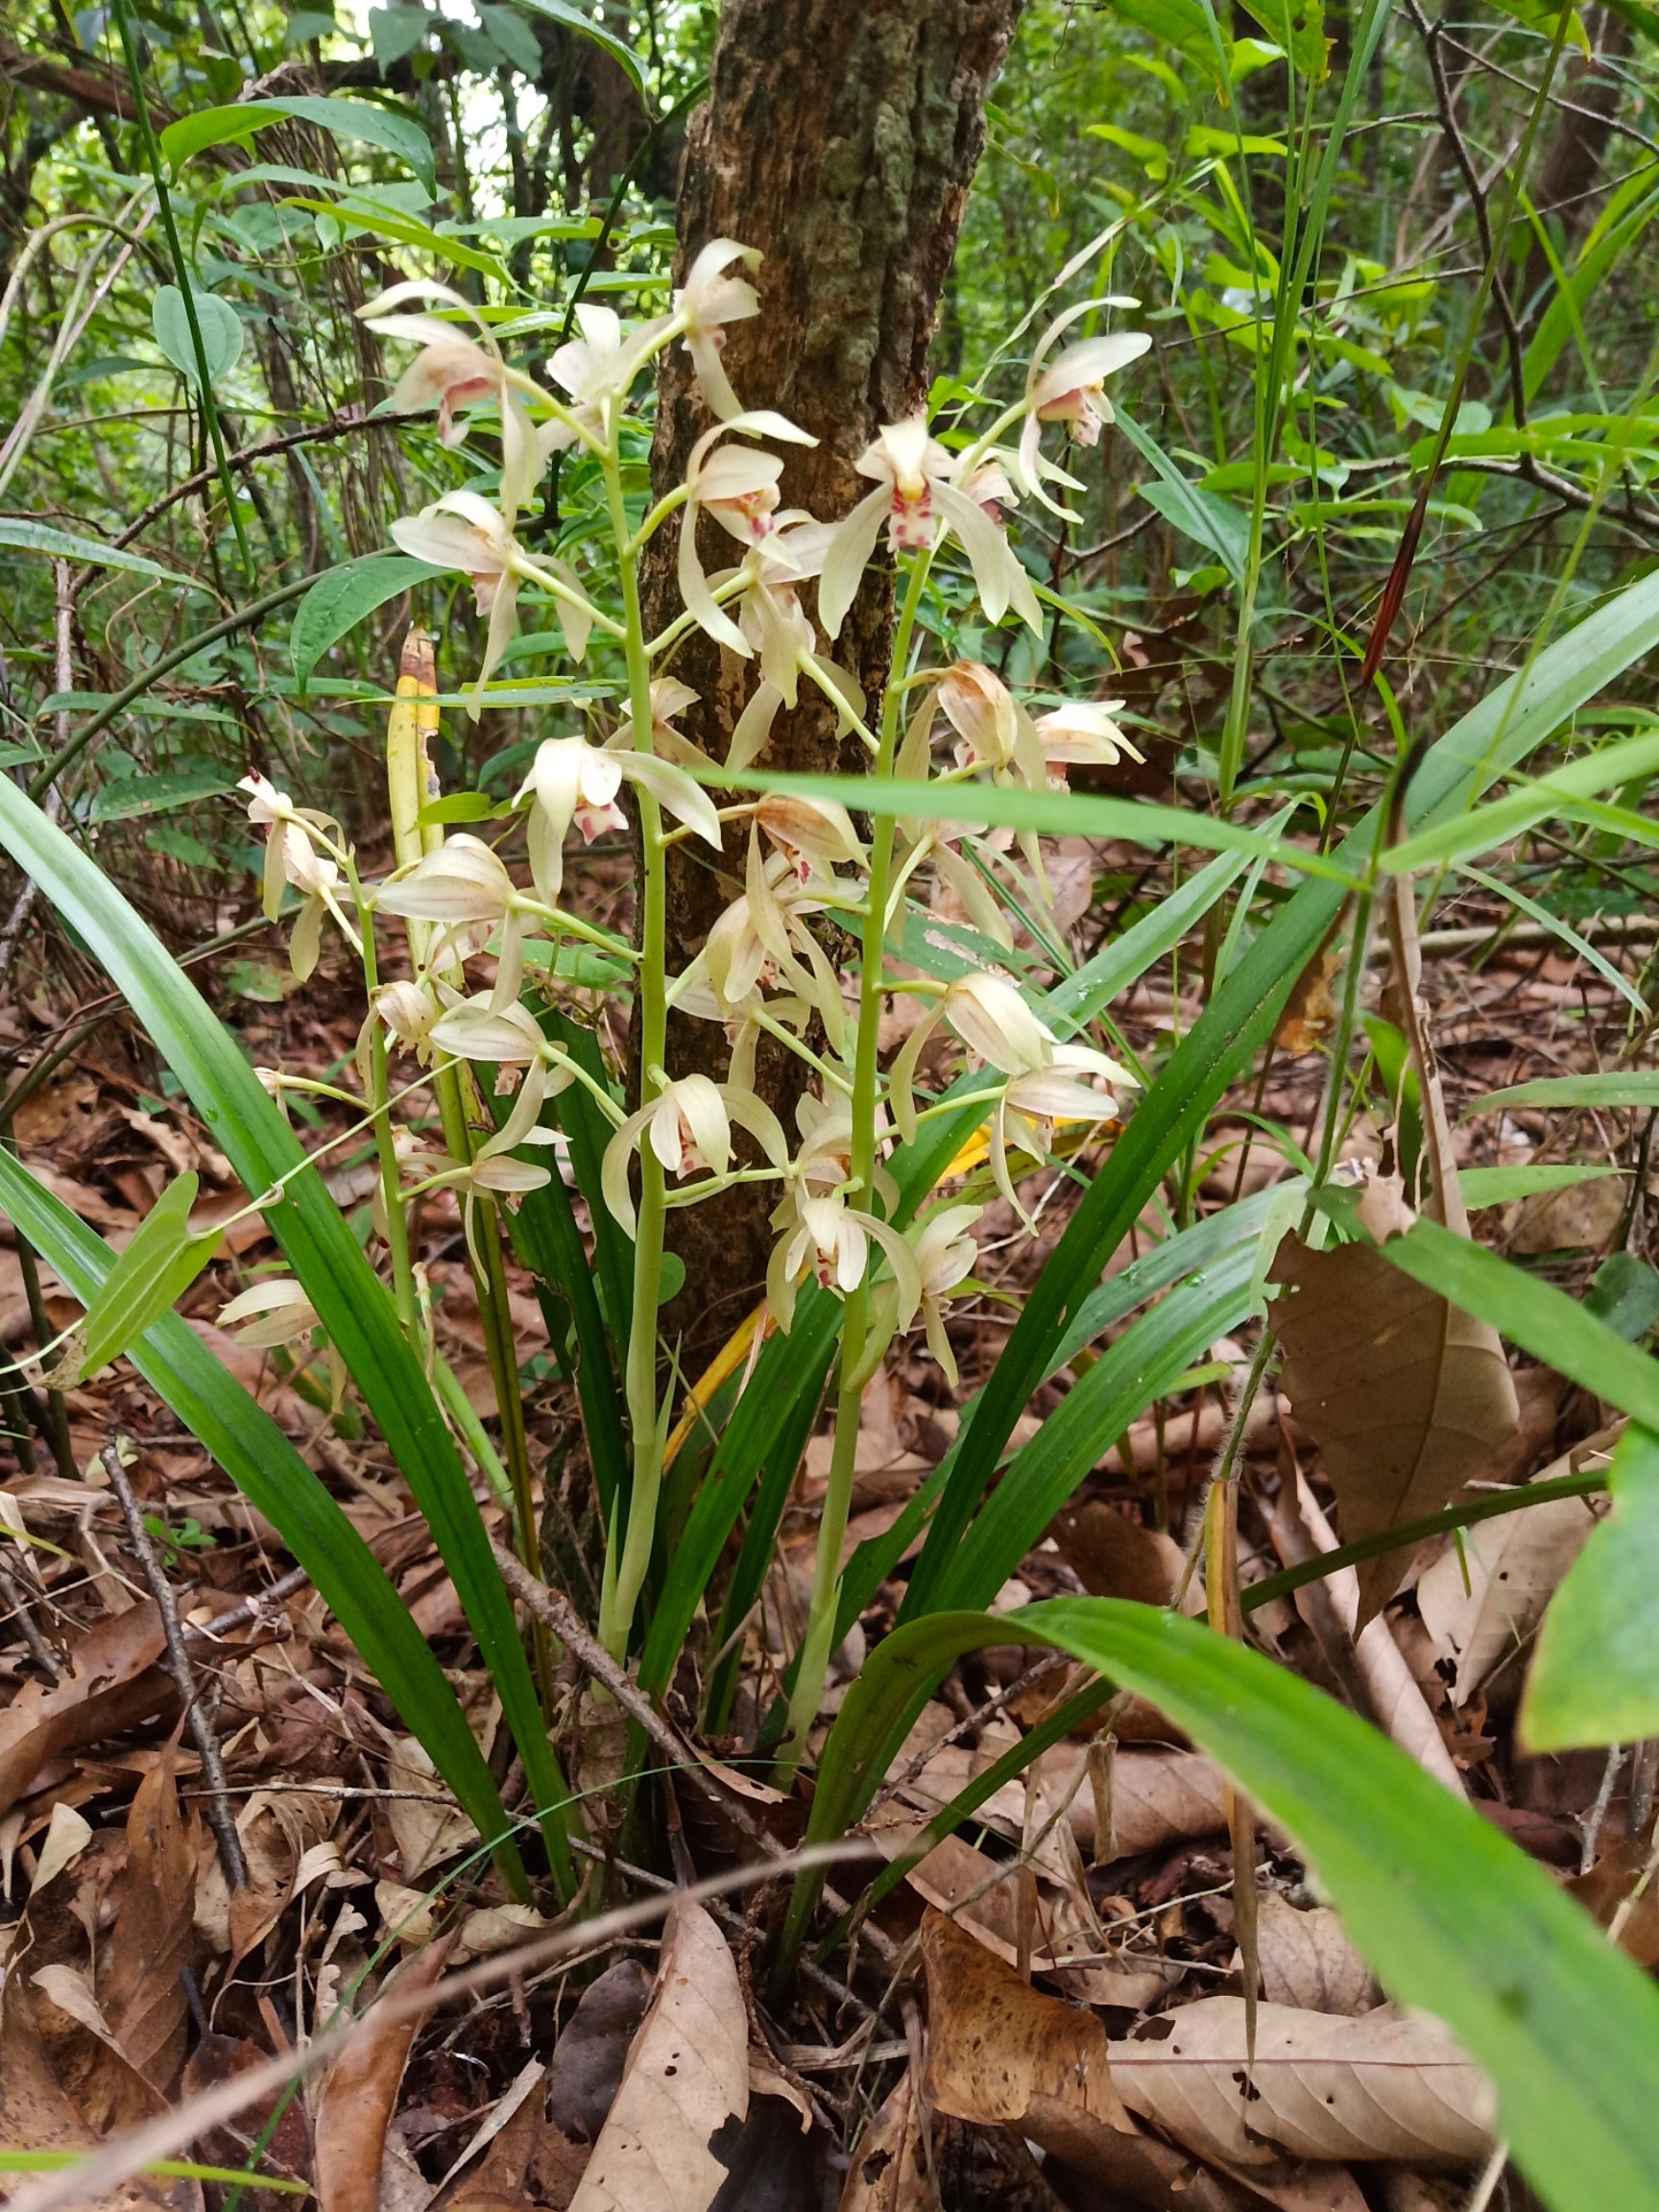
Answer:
1379, 1218, 1659, 1431
0, 1143, 523, 1884
797, 1599, 1659, 2212
0, 774, 573, 1894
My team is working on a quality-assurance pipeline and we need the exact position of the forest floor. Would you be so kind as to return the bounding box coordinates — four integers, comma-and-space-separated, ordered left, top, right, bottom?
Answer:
0, 828, 1651, 2212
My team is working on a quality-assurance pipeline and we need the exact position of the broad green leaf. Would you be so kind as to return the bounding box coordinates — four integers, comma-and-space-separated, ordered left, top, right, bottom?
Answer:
510, 0, 649, 105
1586, 1250, 1659, 1341
0, 1143, 522, 1884
1234, 0, 1329, 75
1523, 1425, 1659, 1751
77, 1172, 216, 1381
1104, 0, 1230, 83
290, 552, 445, 688
1117, 404, 1251, 584
279, 196, 508, 280
1378, 1218, 1659, 1431
0, 519, 195, 588
370, 2, 431, 67
88, 767, 234, 823
477, 2, 543, 73
159, 96, 436, 196
153, 285, 244, 387
797, 1599, 1659, 2212
0, 776, 573, 1894
1471, 1070, 1659, 1115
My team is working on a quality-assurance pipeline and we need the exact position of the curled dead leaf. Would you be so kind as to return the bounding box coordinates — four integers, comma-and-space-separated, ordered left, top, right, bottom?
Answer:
919, 1911, 1248, 2212
0, 1606, 172, 1818
1417, 1436, 1615, 1707
837, 2070, 929, 2212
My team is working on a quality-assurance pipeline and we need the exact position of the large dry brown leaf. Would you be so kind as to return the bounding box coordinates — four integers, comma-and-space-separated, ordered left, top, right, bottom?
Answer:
1252, 1896, 1379, 2018
919, 1911, 1250, 2212
0, 1606, 172, 1817
99, 1751, 196, 2095
1110, 1998, 1494, 2167
567, 1898, 748, 2212
1051, 1502, 1186, 1606
1417, 1435, 1614, 1706
1269, 1232, 1518, 1624
314, 1937, 455, 2212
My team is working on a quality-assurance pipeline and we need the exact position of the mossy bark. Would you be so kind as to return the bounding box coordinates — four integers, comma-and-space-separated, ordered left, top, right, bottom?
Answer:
636, 0, 1022, 1357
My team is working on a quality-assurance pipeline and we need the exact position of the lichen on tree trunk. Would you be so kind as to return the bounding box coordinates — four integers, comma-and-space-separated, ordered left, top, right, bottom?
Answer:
636, 0, 1022, 1356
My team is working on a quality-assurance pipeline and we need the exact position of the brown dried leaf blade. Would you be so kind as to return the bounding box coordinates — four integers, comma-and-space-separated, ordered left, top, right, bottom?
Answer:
567, 1898, 748, 2212
918, 1911, 1248, 2212
1111, 1998, 1494, 2167
1269, 1234, 1517, 1624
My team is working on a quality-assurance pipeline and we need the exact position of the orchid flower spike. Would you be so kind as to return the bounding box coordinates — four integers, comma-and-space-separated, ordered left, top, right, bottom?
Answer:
765, 1187, 921, 1336
674, 240, 762, 420
1034, 699, 1144, 775
946, 973, 1137, 1227
818, 417, 1042, 640
374, 833, 530, 1010
237, 775, 352, 982
543, 302, 667, 451
403, 1062, 561, 1266
910, 1202, 982, 1385
1019, 304, 1151, 517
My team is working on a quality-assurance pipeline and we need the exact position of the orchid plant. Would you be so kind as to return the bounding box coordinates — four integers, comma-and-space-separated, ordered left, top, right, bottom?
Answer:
234, 243, 1149, 1766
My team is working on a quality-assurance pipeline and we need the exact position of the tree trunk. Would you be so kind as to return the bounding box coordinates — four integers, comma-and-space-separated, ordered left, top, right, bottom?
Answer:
637, 0, 1022, 1356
